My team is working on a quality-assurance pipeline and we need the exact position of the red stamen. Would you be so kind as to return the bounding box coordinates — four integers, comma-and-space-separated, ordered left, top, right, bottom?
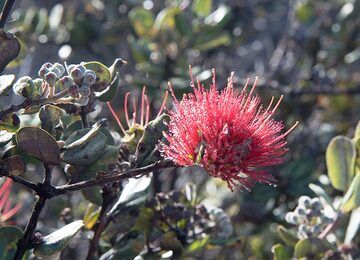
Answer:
156, 91, 169, 118
145, 95, 150, 124
124, 92, 131, 128
140, 86, 146, 126
106, 102, 127, 136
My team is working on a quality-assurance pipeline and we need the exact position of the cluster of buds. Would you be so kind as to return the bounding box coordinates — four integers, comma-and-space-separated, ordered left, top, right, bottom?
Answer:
13, 62, 98, 107
153, 190, 214, 242
285, 196, 333, 239
152, 190, 233, 244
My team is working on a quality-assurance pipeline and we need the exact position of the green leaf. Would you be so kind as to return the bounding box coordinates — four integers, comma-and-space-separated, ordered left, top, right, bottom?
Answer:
154, 7, 181, 30
194, 32, 231, 51
129, 7, 156, 37
0, 30, 20, 73
0, 74, 15, 96
0, 155, 26, 176
0, 130, 13, 148
62, 121, 108, 166
344, 207, 360, 243
39, 104, 65, 135
34, 220, 84, 257
308, 183, 335, 210
96, 74, 120, 102
82, 61, 111, 92
192, 0, 213, 17
108, 176, 152, 216
326, 136, 356, 191
186, 236, 209, 253
341, 173, 360, 213
276, 225, 298, 246
354, 120, 360, 140
17, 126, 60, 165
83, 204, 100, 230
271, 244, 290, 260
204, 5, 231, 28
294, 238, 311, 258
0, 226, 23, 259
0, 113, 20, 132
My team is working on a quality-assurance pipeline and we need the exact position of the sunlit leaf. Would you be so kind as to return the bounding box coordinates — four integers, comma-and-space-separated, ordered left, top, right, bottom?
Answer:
34, 220, 84, 256
326, 136, 356, 191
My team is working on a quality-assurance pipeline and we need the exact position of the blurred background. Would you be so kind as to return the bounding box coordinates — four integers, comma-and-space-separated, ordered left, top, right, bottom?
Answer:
1, 0, 359, 258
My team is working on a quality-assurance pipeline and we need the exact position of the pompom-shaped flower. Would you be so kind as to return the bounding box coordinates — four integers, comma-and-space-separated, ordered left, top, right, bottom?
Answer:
160, 69, 298, 191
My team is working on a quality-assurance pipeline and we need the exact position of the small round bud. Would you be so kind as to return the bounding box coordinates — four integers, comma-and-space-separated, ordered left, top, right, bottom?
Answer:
298, 224, 307, 233
44, 72, 57, 86
78, 85, 91, 97
295, 206, 306, 216
68, 84, 79, 98
83, 69, 97, 85
298, 196, 311, 208
58, 76, 75, 89
50, 66, 61, 78
76, 96, 89, 106
70, 67, 84, 81
38, 67, 49, 79
42, 62, 53, 69
53, 63, 65, 77
310, 198, 322, 210
285, 212, 295, 224
66, 64, 76, 74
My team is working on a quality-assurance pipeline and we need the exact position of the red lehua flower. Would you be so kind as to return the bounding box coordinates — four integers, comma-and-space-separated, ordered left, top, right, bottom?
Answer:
160, 68, 298, 191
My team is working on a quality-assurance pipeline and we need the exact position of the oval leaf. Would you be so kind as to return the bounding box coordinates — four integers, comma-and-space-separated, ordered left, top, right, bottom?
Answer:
108, 176, 152, 216
294, 238, 311, 258
0, 155, 26, 176
341, 173, 360, 213
271, 244, 290, 260
0, 226, 23, 259
0, 30, 20, 73
62, 128, 107, 166
276, 225, 298, 246
82, 61, 111, 92
129, 7, 156, 37
0, 130, 13, 148
34, 220, 84, 257
17, 127, 60, 165
0, 74, 15, 96
326, 136, 356, 191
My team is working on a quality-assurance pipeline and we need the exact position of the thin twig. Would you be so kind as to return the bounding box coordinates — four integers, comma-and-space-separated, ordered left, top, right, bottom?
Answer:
6, 175, 39, 193
0, 0, 16, 28
13, 165, 52, 259
53, 160, 173, 197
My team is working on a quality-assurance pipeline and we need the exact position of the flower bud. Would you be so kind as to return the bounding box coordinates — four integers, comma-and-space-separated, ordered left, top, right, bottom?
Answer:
70, 67, 84, 81
66, 64, 76, 75
310, 198, 322, 210
68, 84, 79, 98
38, 67, 50, 79
83, 69, 97, 85
78, 85, 91, 97
295, 206, 306, 216
44, 72, 57, 86
58, 76, 75, 89
42, 62, 53, 69
53, 63, 65, 77
298, 196, 311, 208
13, 76, 33, 97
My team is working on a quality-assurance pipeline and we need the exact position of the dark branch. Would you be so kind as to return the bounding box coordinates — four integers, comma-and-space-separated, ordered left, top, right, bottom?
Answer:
53, 160, 174, 196
13, 165, 52, 259
6, 175, 39, 193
